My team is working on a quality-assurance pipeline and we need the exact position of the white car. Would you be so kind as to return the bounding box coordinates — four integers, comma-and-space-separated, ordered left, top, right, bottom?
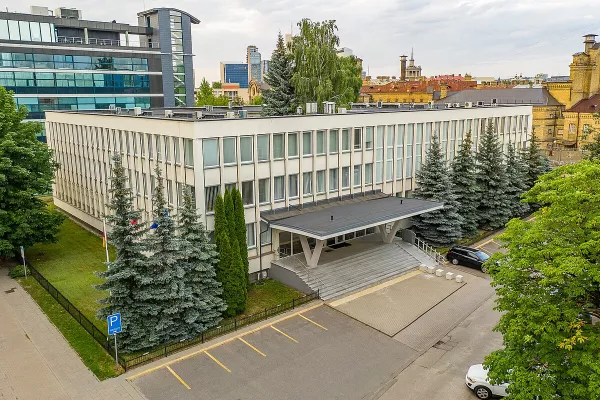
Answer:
465, 364, 509, 399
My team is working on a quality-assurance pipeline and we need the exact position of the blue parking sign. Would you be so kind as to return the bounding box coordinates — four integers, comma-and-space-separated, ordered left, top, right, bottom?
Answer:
107, 313, 122, 335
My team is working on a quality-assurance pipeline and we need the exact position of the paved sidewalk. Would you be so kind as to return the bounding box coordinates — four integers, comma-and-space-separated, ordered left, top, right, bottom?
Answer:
0, 269, 146, 400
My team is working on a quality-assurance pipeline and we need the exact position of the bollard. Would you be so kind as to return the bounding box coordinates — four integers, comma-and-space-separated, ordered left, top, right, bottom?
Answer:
426, 266, 435, 274
435, 269, 444, 277
445, 272, 454, 280
419, 264, 427, 272
455, 275, 464, 283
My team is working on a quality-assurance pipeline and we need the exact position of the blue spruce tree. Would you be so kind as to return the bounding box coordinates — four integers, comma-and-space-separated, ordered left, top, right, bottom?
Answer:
505, 141, 530, 217
262, 32, 296, 116
450, 131, 479, 237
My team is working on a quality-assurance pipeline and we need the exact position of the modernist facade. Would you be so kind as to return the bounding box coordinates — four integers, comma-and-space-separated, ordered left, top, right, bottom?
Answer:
0, 6, 197, 140
45, 105, 532, 280
220, 62, 249, 88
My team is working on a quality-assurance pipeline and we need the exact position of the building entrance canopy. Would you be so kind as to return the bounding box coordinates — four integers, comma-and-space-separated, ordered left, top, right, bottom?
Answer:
261, 193, 443, 267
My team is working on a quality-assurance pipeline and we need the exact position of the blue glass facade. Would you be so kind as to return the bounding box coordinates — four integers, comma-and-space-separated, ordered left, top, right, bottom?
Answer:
0, 52, 150, 71
224, 63, 248, 88
14, 96, 151, 120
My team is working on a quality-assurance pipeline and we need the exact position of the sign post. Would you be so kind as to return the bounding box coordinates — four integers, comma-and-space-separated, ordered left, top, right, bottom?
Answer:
107, 313, 122, 371
19, 246, 27, 279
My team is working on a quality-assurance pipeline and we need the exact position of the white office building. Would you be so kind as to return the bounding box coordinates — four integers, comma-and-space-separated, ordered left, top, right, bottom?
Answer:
45, 104, 532, 297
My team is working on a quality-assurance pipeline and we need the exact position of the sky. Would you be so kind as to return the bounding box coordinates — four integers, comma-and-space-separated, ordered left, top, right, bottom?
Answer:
11, 0, 600, 83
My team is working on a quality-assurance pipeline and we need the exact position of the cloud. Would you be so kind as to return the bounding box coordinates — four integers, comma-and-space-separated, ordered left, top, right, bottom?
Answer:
10, 0, 600, 82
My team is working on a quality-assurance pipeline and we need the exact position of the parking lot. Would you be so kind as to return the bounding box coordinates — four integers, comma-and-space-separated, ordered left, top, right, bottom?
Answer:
131, 304, 419, 400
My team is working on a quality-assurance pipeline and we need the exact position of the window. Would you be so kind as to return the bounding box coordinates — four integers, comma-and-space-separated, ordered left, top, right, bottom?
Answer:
316, 170, 326, 193
125, 131, 131, 154
329, 168, 338, 191
257, 134, 269, 161
289, 174, 299, 198
406, 124, 414, 178
354, 165, 361, 187
184, 139, 194, 167
342, 167, 350, 189
329, 130, 339, 154
365, 163, 373, 185
376, 126, 384, 183
140, 134, 145, 157
273, 134, 284, 159
246, 223, 256, 248
341, 129, 350, 151
240, 136, 253, 163
223, 137, 236, 164
316, 131, 325, 155
354, 128, 362, 150
205, 186, 219, 212
164, 136, 171, 161
156, 136, 162, 161
135, 171, 140, 194
365, 127, 374, 149
274, 176, 285, 201
203, 139, 218, 167
258, 178, 270, 203
260, 221, 272, 245
166, 179, 173, 204
386, 126, 394, 182
302, 132, 312, 156
303, 172, 312, 195
569, 123, 576, 133
225, 183, 237, 193
396, 125, 404, 179
242, 181, 254, 205
288, 132, 298, 157
176, 182, 183, 206
174, 138, 181, 164
132, 133, 139, 155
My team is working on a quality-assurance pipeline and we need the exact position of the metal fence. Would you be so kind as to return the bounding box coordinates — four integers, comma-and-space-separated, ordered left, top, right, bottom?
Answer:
18, 256, 318, 371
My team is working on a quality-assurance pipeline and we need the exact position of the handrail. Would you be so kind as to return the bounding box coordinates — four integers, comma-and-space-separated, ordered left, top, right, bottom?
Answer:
275, 247, 325, 295
412, 236, 446, 265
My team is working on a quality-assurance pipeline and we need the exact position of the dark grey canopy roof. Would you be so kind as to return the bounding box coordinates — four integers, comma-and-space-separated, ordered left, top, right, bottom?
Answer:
262, 195, 443, 240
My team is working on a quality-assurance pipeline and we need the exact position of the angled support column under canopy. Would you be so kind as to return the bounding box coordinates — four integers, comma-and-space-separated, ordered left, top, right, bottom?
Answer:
299, 235, 325, 268
378, 220, 403, 244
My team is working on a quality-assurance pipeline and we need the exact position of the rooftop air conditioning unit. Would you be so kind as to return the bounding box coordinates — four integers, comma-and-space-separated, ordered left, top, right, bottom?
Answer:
55, 7, 82, 19
194, 111, 203, 119
226, 111, 235, 119
476, 100, 485, 107
164, 110, 173, 118
376, 101, 383, 108
453, 103, 461, 108
491, 98, 498, 106
445, 103, 453, 108
108, 104, 116, 110
306, 102, 317, 114
338, 107, 347, 114
115, 107, 122, 114
205, 105, 213, 112
323, 101, 335, 114
296, 106, 303, 115
464, 101, 473, 108
133, 106, 142, 116
348, 102, 354, 109
239, 110, 248, 118
428, 101, 435, 109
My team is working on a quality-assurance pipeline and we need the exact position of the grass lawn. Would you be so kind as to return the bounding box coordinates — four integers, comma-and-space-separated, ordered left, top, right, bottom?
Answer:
26, 215, 114, 332
17, 276, 120, 380
241, 279, 303, 318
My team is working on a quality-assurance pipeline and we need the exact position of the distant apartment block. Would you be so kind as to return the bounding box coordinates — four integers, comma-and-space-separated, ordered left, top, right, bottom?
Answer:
0, 6, 197, 140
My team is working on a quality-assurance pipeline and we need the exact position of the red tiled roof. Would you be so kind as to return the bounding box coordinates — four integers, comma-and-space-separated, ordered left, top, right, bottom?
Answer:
429, 75, 466, 81
566, 94, 600, 113
360, 79, 477, 94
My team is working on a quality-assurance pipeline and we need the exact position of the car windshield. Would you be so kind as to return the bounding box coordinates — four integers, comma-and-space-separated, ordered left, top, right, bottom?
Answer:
475, 251, 490, 260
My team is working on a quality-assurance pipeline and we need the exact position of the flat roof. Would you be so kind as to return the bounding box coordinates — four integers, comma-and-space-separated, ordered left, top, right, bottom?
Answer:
262, 194, 444, 240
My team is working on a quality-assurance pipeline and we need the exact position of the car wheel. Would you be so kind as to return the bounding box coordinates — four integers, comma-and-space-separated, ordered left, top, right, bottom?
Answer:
473, 386, 492, 399
481, 264, 488, 273
451, 258, 459, 265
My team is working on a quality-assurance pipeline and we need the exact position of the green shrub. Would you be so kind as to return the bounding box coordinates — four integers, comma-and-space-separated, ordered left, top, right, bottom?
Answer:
9, 264, 25, 278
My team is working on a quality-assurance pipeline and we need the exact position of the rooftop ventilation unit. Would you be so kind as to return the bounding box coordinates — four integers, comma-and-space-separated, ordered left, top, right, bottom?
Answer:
338, 107, 347, 114
323, 101, 335, 114
239, 110, 248, 118
296, 106, 303, 115
205, 105, 213, 112
428, 101, 435, 109
55, 7, 82, 19
133, 107, 142, 116
306, 102, 318, 114
453, 103, 461, 108
376, 101, 383, 108
491, 98, 498, 106
464, 101, 473, 108
108, 104, 116, 110
476, 100, 485, 107
115, 107, 122, 114
445, 103, 453, 109
225, 111, 235, 119
164, 110, 173, 118
194, 111, 203, 119
348, 102, 354, 109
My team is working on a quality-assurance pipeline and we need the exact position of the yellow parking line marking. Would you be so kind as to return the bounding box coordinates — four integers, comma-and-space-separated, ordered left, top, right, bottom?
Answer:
299, 314, 328, 330
204, 351, 231, 373
166, 366, 191, 390
239, 338, 266, 357
476, 237, 496, 249
126, 303, 322, 381
270, 326, 298, 343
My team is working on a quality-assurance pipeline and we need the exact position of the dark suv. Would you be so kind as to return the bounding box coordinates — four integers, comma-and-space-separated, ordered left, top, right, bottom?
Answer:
446, 245, 491, 272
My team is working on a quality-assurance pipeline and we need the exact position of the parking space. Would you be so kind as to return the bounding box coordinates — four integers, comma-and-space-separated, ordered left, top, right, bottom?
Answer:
131, 305, 419, 400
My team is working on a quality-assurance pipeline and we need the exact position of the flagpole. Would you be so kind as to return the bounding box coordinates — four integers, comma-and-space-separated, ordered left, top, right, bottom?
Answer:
103, 218, 110, 267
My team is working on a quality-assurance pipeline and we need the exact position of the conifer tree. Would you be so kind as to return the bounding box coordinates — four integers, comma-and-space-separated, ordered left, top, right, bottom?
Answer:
450, 131, 479, 237
520, 132, 551, 190
178, 188, 226, 336
475, 123, 511, 230
412, 135, 463, 247
224, 189, 247, 313
505, 141, 530, 218
232, 187, 249, 291
140, 166, 187, 345
96, 155, 149, 353
262, 32, 296, 116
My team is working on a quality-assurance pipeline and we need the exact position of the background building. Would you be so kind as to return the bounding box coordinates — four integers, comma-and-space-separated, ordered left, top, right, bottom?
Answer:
0, 6, 197, 140
262, 59, 270, 79
220, 62, 249, 88
45, 103, 532, 280
247, 45, 261, 83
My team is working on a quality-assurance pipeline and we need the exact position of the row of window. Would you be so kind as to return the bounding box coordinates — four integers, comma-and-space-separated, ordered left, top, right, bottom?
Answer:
0, 19, 56, 43
0, 53, 150, 71
17, 96, 151, 118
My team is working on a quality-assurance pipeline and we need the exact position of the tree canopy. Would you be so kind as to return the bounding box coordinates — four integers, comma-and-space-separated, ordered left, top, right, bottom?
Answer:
582, 111, 600, 161
263, 32, 296, 116
485, 160, 600, 400
195, 77, 230, 106
451, 131, 479, 237
0, 86, 64, 257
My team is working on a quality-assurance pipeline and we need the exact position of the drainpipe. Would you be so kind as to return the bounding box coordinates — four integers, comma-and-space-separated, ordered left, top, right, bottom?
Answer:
258, 220, 270, 282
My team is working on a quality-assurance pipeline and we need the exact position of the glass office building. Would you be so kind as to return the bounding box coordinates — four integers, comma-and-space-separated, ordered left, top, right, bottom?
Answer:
222, 63, 249, 88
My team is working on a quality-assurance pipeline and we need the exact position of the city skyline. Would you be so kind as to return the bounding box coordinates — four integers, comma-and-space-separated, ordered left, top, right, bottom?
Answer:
7, 1, 600, 83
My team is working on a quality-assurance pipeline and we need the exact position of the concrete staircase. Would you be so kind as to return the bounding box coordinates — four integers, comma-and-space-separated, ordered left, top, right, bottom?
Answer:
288, 243, 422, 301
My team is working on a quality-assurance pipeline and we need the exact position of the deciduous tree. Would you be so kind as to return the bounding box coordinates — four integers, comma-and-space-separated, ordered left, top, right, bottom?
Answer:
485, 161, 600, 400
0, 87, 64, 257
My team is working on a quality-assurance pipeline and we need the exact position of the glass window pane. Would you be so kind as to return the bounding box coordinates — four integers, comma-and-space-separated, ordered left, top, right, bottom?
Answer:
242, 181, 254, 205
354, 128, 362, 150
329, 130, 338, 154
342, 167, 350, 189
257, 134, 269, 161
223, 137, 236, 164
365, 163, 373, 185
240, 136, 253, 163
184, 139, 194, 166
246, 223, 255, 248
288, 132, 298, 157
302, 131, 312, 156
354, 165, 361, 187
260, 221, 272, 245
273, 134, 284, 159
259, 178, 270, 203
18, 21, 31, 41
329, 168, 338, 191
8, 20, 20, 40
316, 131, 325, 155
289, 174, 299, 198
0, 20, 9, 40
303, 172, 312, 195
29, 22, 41, 42
342, 129, 350, 151
366, 127, 374, 149
203, 138, 218, 167
274, 176, 285, 200
316, 170, 325, 193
